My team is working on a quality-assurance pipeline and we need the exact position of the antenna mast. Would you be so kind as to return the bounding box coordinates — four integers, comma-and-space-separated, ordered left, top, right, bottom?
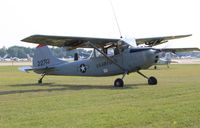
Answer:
109, 0, 123, 38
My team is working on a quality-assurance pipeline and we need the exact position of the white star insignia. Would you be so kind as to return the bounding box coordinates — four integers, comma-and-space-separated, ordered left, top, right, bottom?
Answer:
80, 64, 87, 73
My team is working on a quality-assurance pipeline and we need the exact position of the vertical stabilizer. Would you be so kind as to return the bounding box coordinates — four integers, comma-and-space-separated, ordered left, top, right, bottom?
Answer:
33, 44, 65, 68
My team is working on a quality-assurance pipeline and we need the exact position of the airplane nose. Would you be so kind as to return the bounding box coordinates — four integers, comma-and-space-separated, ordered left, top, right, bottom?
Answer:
152, 49, 161, 54
155, 49, 161, 54
150, 48, 161, 54
151, 49, 161, 63
155, 55, 159, 63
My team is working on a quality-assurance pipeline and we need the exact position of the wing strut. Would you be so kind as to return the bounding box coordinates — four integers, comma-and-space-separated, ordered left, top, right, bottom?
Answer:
88, 43, 127, 73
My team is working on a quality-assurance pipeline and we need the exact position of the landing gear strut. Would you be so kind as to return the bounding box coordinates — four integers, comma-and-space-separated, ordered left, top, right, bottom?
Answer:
137, 71, 157, 85
38, 73, 46, 84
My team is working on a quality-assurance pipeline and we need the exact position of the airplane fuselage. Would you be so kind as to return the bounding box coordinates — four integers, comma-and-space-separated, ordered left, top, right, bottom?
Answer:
39, 48, 159, 77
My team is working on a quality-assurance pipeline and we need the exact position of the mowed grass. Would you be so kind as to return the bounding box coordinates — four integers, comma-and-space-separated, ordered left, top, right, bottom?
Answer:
0, 64, 200, 128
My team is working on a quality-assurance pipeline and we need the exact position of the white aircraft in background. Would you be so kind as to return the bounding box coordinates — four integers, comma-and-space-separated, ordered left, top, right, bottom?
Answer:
153, 52, 175, 69
0, 54, 8, 61
153, 47, 200, 69
20, 34, 199, 87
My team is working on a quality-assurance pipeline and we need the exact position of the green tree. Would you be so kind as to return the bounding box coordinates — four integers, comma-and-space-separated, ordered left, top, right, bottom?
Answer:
0, 46, 7, 57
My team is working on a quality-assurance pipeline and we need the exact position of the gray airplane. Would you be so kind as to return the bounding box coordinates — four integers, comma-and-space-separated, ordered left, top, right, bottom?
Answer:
20, 34, 198, 87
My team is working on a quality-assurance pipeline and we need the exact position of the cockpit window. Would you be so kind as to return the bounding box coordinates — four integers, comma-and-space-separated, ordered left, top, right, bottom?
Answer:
89, 47, 116, 58
107, 48, 115, 56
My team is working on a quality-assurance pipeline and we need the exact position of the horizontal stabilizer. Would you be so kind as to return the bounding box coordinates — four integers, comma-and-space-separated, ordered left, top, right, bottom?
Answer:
18, 66, 33, 73
19, 66, 55, 73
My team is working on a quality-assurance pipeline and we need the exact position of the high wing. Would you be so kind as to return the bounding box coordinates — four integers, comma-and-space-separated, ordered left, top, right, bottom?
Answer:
136, 34, 192, 46
21, 34, 192, 49
21, 35, 120, 50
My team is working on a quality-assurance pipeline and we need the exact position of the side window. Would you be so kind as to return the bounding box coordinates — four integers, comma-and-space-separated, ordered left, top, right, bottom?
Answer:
90, 48, 115, 58
107, 48, 114, 56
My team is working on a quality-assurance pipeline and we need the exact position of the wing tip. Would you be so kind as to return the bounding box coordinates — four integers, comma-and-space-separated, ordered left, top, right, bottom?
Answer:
185, 34, 192, 37
21, 34, 41, 42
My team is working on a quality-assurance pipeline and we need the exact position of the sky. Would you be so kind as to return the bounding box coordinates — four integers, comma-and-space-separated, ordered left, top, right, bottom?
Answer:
0, 0, 200, 48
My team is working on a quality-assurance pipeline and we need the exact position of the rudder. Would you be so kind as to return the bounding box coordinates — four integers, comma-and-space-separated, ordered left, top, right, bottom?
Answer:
33, 44, 64, 68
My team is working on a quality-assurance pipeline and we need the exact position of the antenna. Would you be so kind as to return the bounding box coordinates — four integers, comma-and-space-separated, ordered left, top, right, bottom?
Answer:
109, 0, 123, 39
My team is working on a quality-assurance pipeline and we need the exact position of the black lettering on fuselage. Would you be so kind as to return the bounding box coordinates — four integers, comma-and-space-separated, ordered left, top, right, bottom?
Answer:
96, 59, 117, 68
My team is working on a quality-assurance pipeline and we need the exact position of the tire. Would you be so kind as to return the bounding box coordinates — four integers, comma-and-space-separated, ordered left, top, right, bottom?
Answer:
114, 78, 124, 87
148, 76, 157, 85
38, 79, 42, 84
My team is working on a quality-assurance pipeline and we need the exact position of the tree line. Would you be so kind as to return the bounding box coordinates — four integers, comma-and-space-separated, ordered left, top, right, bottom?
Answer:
0, 46, 91, 59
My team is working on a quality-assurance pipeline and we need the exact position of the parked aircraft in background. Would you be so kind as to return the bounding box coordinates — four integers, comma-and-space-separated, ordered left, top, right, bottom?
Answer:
154, 52, 175, 69
0, 54, 8, 61
19, 34, 199, 87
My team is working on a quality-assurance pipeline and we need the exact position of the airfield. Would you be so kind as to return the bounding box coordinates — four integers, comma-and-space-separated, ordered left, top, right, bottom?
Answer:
0, 62, 200, 127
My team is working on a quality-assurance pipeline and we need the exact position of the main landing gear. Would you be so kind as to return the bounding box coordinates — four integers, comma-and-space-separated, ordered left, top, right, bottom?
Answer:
114, 73, 126, 87
114, 78, 124, 87
114, 71, 157, 87
38, 73, 46, 84
137, 71, 157, 85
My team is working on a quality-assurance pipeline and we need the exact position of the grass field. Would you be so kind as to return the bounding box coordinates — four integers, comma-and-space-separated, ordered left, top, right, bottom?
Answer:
0, 64, 200, 128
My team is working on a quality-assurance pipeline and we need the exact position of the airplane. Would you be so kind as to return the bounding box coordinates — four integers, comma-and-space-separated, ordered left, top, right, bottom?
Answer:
0, 54, 8, 61
26, 54, 33, 61
153, 52, 174, 69
19, 34, 199, 87
153, 47, 200, 69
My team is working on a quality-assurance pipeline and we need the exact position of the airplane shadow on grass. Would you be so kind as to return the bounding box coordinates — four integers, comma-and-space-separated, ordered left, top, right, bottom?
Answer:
0, 83, 148, 95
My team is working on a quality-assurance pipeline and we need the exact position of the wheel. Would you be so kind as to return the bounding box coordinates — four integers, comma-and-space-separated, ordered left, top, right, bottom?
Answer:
114, 78, 124, 87
38, 79, 42, 84
148, 76, 157, 85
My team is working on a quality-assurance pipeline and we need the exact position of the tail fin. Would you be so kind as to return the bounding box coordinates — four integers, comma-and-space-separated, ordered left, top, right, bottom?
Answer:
33, 44, 65, 68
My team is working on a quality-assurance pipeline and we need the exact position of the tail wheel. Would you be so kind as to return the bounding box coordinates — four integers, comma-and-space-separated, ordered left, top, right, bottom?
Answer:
114, 78, 124, 87
38, 80, 42, 84
148, 76, 157, 85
